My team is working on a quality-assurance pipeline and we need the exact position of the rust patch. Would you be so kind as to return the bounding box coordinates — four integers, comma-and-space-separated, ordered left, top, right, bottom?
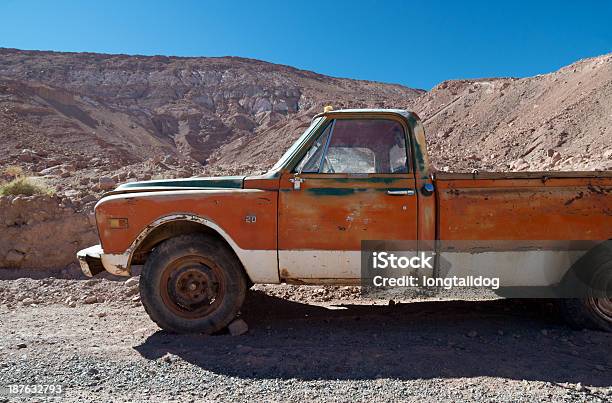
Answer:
587, 184, 610, 195
564, 191, 584, 206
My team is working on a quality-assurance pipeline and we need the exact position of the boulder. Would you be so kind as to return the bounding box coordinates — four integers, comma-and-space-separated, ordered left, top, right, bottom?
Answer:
5, 250, 25, 266
98, 177, 116, 190
228, 318, 249, 336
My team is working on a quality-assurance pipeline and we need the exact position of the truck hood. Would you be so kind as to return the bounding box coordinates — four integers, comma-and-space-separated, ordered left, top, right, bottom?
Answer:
109, 176, 245, 195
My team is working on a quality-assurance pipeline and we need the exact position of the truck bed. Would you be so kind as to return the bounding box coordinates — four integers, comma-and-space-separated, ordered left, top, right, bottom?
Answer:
435, 170, 612, 242
434, 170, 611, 287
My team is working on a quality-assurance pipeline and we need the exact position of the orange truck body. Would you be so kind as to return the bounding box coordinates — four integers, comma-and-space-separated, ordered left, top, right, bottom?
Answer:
77, 109, 612, 289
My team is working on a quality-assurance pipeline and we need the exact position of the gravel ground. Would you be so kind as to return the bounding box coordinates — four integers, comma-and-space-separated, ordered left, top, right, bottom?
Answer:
0, 276, 611, 402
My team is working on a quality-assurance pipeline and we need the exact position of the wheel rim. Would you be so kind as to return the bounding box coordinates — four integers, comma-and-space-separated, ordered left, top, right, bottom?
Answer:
586, 266, 612, 323
160, 256, 226, 319
588, 297, 612, 323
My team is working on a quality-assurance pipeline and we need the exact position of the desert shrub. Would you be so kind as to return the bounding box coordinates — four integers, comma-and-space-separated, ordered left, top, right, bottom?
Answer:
0, 176, 54, 196
3, 165, 24, 179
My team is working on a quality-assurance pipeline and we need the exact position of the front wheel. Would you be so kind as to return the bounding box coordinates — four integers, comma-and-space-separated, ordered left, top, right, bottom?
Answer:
140, 234, 247, 334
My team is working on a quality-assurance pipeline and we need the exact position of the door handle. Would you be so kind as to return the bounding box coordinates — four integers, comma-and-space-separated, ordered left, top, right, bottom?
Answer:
386, 189, 415, 196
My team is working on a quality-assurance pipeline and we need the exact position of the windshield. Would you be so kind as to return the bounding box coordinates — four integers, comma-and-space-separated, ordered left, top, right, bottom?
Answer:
270, 117, 323, 171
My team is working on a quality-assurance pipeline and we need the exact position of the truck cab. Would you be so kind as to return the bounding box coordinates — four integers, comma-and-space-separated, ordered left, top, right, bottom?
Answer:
274, 109, 435, 282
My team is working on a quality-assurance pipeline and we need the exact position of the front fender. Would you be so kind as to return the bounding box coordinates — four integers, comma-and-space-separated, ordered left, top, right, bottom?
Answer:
94, 189, 279, 283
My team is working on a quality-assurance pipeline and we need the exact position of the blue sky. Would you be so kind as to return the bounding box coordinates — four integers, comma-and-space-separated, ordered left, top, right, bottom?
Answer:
1, 0, 610, 89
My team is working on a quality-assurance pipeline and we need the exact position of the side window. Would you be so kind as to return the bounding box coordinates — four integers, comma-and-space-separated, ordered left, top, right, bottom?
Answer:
322, 119, 408, 174
294, 122, 332, 173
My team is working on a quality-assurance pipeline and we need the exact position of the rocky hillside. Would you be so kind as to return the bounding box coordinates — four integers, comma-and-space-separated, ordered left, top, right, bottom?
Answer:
0, 48, 421, 174
1, 48, 610, 184
417, 54, 612, 172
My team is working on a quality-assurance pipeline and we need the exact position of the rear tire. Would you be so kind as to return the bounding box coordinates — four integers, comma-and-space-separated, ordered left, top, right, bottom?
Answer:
558, 241, 612, 332
558, 298, 612, 332
140, 234, 247, 334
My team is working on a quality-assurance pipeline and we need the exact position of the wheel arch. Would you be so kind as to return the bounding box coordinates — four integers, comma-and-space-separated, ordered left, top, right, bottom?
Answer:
129, 214, 253, 284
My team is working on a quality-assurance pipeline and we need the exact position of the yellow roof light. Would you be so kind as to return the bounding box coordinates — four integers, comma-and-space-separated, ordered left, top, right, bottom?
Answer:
323, 105, 334, 113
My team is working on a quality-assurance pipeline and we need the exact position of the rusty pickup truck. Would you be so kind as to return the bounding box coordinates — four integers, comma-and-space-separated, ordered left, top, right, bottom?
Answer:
77, 109, 612, 333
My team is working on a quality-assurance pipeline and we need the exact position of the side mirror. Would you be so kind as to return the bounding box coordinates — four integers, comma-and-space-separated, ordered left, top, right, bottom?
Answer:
289, 172, 304, 190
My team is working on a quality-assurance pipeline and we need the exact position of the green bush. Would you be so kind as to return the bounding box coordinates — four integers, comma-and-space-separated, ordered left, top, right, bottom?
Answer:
3, 165, 24, 179
0, 176, 54, 196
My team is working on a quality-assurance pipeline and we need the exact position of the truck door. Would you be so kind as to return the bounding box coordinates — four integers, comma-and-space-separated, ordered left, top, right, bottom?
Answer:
278, 116, 418, 281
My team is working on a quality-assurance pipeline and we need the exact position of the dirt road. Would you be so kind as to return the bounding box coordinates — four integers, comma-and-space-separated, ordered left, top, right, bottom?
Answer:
0, 276, 611, 402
